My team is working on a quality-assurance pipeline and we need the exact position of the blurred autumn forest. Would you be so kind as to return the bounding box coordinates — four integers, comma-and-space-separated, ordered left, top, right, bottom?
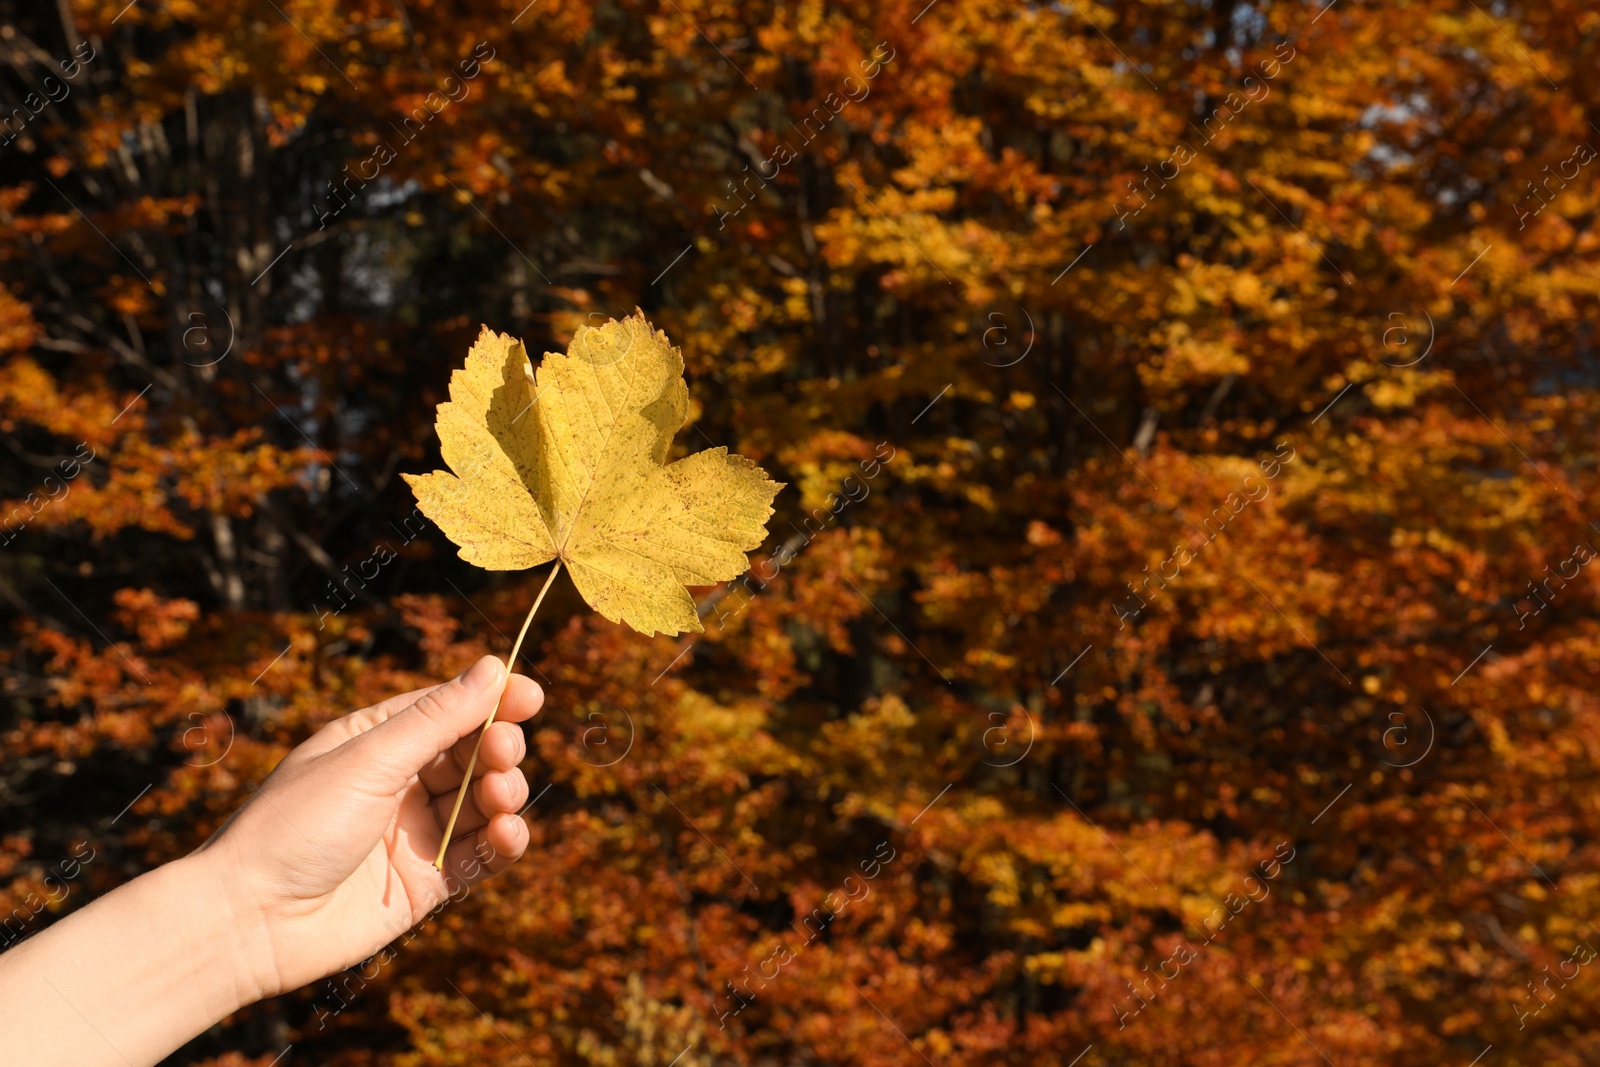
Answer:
2, 0, 1599, 1063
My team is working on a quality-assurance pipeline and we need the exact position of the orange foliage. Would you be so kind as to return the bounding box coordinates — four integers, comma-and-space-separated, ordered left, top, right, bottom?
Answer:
2, 0, 1600, 1064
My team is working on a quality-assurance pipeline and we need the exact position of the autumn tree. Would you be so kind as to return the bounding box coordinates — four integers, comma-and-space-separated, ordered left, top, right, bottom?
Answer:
2, 0, 1599, 1064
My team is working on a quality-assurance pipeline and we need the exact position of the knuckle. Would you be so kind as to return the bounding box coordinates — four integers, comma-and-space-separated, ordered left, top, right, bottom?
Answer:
410, 689, 457, 732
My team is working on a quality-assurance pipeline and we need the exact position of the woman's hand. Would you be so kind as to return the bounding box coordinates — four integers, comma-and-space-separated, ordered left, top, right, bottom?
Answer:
0, 656, 543, 1067
202, 655, 543, 1000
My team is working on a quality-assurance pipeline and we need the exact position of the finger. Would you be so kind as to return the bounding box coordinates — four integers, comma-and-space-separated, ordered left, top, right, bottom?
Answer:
346, 656, 508, 794
297, 681, 447, 759
417, 675, 540, 795
490, 672, 544, 724
431, 767, 528, 836
441, 811, 528, 889
419, 719, 526, 797
351, 668, 538, 743
479, 766, 531, 815
429, 768, 527, 837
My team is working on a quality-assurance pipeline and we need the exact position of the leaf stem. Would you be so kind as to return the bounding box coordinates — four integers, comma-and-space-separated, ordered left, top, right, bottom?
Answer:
433, 559, 563, 872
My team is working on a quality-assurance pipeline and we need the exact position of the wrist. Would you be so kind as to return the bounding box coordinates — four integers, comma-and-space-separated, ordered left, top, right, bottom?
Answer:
0, 846, 280, 1066
173, 846, 282, 1008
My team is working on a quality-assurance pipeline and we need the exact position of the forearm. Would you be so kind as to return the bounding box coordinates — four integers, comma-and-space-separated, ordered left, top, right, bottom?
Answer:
0, 850, 269, 1067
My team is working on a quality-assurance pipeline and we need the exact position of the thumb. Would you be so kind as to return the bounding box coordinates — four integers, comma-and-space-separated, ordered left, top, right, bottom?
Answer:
349, 655, 506, 793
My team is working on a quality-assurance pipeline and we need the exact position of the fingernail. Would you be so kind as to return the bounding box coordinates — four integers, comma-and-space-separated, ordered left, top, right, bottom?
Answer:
463, 656, 504, 692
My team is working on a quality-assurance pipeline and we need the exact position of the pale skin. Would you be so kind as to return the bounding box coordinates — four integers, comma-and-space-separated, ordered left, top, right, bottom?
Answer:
0, 655, 541, 1067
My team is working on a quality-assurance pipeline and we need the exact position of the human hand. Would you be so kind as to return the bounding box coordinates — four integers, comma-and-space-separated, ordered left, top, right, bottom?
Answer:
198, 656, 542, 1000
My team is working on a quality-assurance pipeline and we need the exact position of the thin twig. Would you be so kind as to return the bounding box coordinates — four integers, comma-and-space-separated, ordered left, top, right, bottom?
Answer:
433, 560, 562, 870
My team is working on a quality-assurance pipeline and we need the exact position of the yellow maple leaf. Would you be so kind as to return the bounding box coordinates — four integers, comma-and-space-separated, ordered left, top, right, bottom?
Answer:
403, 310, 782, 637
